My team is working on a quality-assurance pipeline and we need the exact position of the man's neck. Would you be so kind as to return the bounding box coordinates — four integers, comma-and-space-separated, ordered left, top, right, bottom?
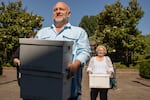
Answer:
55, 22, 67, 33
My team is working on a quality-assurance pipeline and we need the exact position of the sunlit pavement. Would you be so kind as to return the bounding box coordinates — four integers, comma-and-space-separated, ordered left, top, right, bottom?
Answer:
0, 67, 150, 100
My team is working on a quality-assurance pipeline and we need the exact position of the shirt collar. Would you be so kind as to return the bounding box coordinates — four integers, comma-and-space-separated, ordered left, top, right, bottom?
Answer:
50, 23, 71, 29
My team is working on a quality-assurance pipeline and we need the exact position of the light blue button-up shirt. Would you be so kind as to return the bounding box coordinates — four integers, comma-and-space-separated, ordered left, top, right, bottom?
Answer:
35, 23, 91, 66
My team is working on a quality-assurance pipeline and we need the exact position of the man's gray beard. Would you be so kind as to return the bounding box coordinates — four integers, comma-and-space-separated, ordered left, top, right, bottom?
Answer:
54, 18, 68, 25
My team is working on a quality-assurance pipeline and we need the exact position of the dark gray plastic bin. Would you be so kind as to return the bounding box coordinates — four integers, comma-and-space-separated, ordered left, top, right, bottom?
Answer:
19, 38, 73, 100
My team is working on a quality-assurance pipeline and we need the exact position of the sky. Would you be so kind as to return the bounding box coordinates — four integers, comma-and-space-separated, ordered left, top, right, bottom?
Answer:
1, 0, 150, 35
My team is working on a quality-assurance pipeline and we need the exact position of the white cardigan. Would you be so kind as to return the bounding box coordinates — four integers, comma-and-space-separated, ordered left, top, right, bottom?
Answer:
87, 56, 114, 74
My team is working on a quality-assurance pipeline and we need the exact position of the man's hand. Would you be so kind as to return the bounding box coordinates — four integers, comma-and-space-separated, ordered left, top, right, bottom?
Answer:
13, 58, 20, 66
87, 71, 92, 74
67, 60, 81, 75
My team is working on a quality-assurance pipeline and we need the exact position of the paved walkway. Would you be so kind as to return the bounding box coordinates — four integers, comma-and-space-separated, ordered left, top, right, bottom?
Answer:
0, 67, 150, 100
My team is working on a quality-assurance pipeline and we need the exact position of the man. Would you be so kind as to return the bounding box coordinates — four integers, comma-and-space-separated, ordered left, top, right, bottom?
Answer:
13, 2, 91, 100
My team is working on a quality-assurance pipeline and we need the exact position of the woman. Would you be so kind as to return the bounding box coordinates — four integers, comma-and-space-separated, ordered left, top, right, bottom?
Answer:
87, 45, 114, 100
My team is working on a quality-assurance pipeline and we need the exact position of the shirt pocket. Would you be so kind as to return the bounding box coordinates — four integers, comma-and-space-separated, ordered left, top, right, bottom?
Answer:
62, 35, 78, 41
62, 35, 78, 58
36, 34, 51, 40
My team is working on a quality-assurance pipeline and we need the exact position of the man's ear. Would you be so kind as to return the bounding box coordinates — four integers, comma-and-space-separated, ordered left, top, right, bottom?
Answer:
68, 11, 71, 17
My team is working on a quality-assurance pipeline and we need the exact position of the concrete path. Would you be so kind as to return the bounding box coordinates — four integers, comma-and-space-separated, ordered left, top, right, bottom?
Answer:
0, 67, 150, 100
82, 67, 150, 100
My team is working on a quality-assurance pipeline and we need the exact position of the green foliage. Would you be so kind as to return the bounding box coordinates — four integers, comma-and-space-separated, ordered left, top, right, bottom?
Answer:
0, 57, 2, 75
137, 35, 150, 78
135, 35, 150, 65
114, 62, 128, 69
0, 0, 44, 67
80, 0, 145, 66
96, 0, 144, 52
144, 34, 150, 54
79, 15, 98, 37
139, 61, 150, 79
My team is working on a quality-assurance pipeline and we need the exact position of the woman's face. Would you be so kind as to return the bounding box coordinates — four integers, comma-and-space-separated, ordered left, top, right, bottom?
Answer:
97, 47, 105, 57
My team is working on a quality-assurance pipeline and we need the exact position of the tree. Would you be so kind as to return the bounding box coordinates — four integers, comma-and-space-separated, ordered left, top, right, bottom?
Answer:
79, 0, 145, 66
0, 0, 44, 68
90, 0, 145, 66
79, 15, 98, 37
143, 34, 150, 60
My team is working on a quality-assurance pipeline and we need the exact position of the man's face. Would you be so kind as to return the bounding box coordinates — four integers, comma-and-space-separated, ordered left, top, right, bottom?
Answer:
53, 2, 70, 24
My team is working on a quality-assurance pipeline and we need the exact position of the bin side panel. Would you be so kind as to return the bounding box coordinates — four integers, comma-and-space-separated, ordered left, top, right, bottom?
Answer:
19, 39, 73, 100
20, 74, 71, 100
20, 45, 63, 73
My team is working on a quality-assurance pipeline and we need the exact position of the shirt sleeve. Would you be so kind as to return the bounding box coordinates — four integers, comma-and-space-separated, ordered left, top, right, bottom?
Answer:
87, 57, 94, 72
75, 29, 91, 66
106, 56, 114, 73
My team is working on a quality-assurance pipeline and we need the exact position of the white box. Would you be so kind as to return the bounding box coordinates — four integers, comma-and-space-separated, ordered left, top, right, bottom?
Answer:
89, 74, 110, 88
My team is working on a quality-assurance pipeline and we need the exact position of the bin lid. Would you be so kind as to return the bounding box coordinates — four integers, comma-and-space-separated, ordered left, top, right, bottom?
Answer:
19, 38, 73, 46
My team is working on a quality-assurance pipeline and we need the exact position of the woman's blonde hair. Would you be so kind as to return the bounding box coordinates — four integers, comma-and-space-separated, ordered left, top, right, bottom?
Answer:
96, 45, 107, 55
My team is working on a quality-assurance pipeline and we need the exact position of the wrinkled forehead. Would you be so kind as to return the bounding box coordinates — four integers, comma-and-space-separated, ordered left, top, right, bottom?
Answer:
53, 2, 70, 11
97, 46, 106, 51
97, 47, 105, 51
